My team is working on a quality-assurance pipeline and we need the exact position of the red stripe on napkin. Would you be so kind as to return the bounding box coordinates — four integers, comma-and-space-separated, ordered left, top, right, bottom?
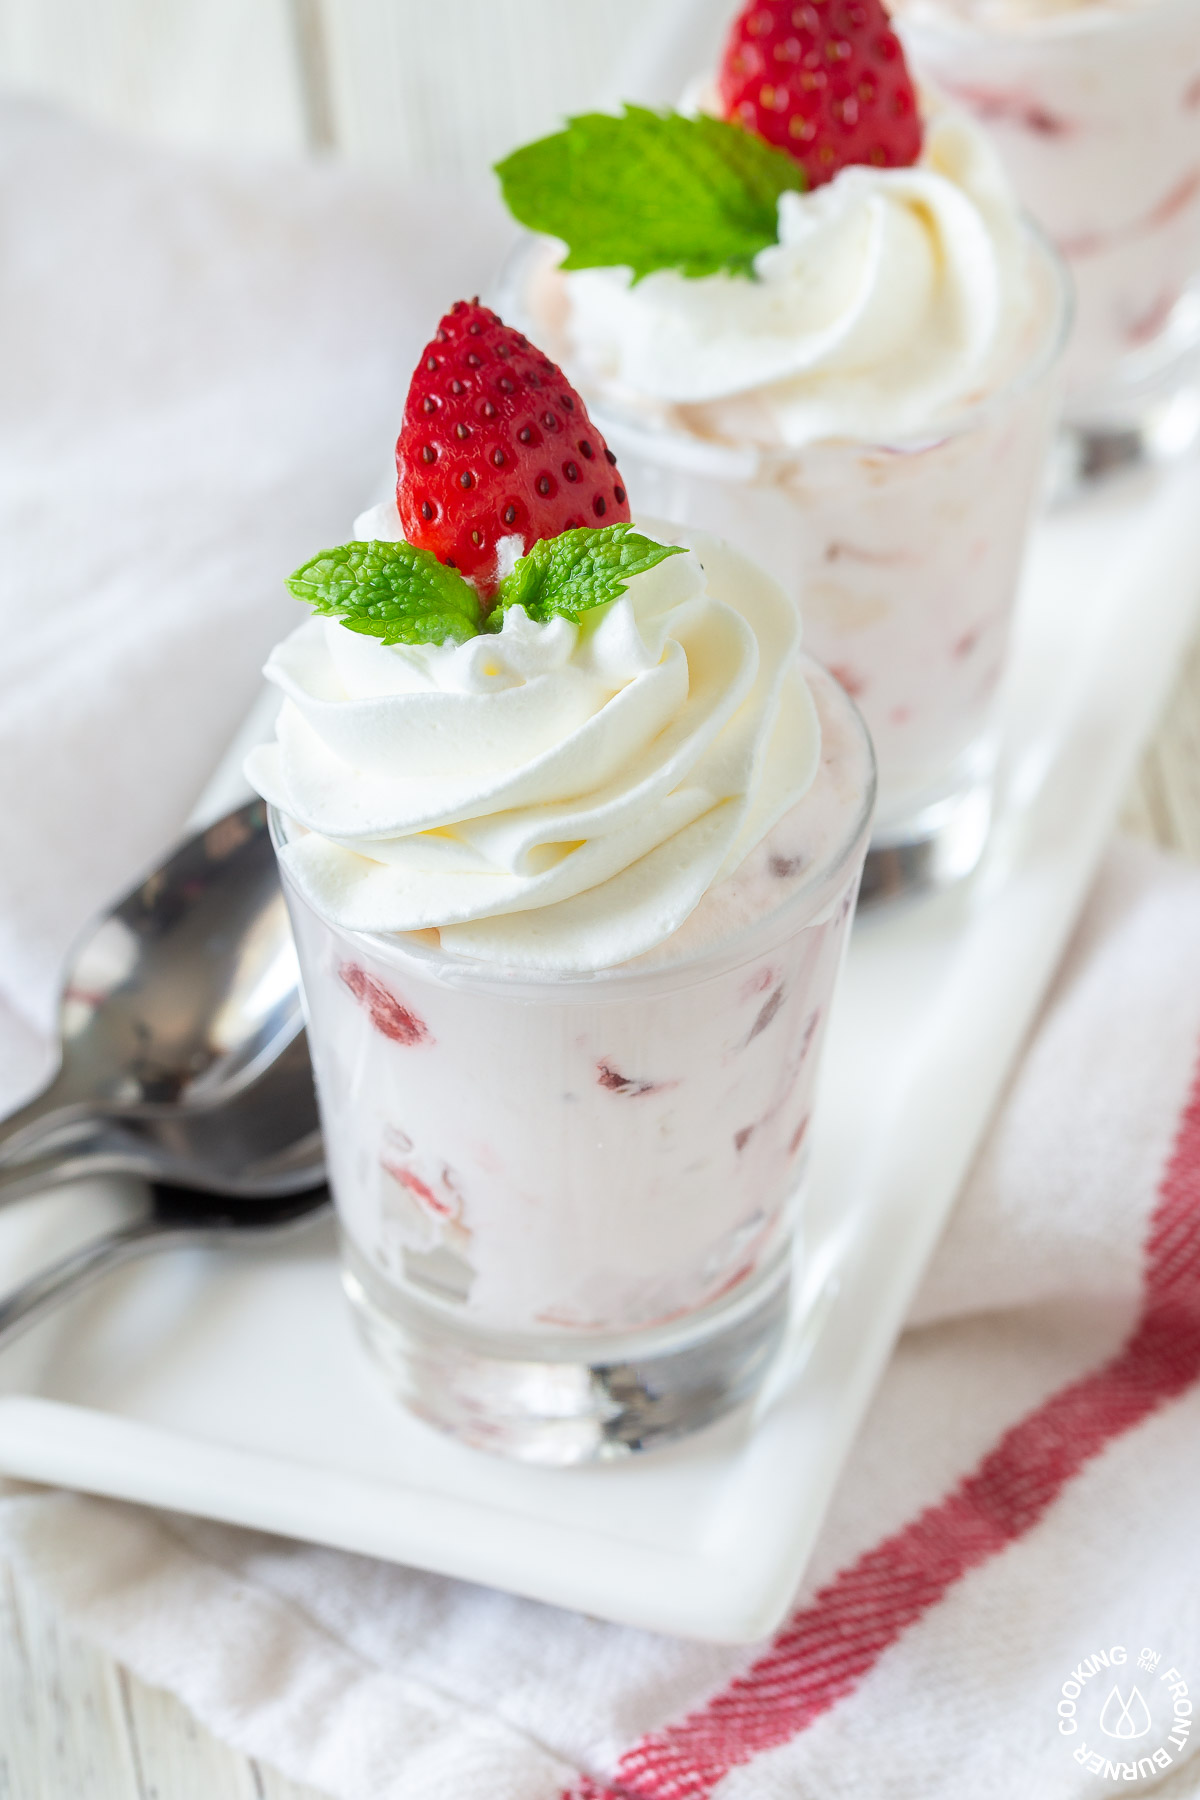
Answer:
571, 1046, 1200, 1800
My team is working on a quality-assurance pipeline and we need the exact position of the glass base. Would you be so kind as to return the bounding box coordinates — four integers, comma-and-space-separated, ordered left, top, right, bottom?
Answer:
341, 1235, 793, 1465
860, 776, 992, 909
1055, 296, 1200, 496
1055, 381, 1200, 495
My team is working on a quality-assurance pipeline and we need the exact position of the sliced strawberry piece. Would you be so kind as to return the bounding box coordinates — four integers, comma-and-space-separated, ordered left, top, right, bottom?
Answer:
395, 300, 631, 597
716, 0, 922, 190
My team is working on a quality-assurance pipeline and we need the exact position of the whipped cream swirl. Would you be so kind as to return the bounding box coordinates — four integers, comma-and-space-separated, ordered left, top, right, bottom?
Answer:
557, 107, 1034, 448
248, 510, 821, 972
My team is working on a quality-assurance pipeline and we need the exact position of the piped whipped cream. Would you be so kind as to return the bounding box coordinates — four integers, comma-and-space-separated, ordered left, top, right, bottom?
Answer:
557, 106, 1035, 448
248, 509, 821, 972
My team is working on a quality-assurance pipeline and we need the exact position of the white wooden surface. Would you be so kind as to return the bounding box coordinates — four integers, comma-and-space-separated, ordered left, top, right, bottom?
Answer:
2, 3, 1200, 1790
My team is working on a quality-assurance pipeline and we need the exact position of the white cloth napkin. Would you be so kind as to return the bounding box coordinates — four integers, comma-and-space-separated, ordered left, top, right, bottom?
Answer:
4, 97, 1200, 1800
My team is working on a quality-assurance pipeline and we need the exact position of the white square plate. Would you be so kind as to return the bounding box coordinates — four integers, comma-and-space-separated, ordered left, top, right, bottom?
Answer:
0, 467, 1196, 1644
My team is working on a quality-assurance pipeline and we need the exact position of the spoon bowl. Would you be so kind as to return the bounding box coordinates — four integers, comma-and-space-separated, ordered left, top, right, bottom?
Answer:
0, 1028, 323, 1201
0, 800, 303, 1163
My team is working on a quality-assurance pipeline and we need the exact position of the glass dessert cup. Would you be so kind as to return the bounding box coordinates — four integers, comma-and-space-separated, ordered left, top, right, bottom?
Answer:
272, 657, 874, 1466
895, 0, 1200, 480
497, 225, 1069, 905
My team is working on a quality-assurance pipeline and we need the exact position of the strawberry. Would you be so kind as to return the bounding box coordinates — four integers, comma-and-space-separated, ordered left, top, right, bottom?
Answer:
716, 0, 922, 191
395, 300, 631, 597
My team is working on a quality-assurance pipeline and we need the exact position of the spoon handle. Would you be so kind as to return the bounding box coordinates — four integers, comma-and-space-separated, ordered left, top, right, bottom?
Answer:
0, 1133, 327, 1208
0, 1194, 330, 1354
0, 1078, 93, 1167
0, 1140, 146, 1204
0, 1216, 180, 1352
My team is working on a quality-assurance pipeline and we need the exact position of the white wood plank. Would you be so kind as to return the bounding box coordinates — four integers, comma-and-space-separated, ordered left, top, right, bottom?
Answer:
316, 0, 682, 193
119, 1663, 323, 1800
0, 0, 308, 155
0, 1555, 139, 1799
0, 1553, 327, 1800
0, 0, 725, 173
253, 1759, 330, 1800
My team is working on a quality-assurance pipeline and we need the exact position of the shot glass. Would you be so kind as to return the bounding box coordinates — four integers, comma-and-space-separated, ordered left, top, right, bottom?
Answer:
272, 657, 874, 1465
896, 0, 1200, 467
501, 226, 1069, 901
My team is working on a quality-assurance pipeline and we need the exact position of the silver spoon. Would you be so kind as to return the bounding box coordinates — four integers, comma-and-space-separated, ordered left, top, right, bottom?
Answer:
0, 1027, 323, 1202
0, 799, 303, 1167
0, 1181, 332, 1354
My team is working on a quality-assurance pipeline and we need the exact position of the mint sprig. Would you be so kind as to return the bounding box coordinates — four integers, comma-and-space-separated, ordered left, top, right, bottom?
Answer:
286, 541, 484, 647
494, 106, 806, 283
287, 525, 687, 646
495, 525, 686, 623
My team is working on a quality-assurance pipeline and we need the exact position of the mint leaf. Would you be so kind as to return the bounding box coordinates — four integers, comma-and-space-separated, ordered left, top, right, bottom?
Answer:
287, 528, 688, 647
494, 106, 806, 282
493, 524, 687, 626
286, 541, 483, 647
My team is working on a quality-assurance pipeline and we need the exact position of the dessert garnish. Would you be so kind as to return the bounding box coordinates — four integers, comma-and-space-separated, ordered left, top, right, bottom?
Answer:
495, 0, 922, 281
497, 107, 810, 282
717, 0, 922, 186
285, 300, 684, 646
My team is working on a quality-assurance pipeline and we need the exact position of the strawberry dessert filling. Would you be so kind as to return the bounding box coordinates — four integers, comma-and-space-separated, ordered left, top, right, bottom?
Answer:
250, 303, 874, 1341
891, 0, 1200, 409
